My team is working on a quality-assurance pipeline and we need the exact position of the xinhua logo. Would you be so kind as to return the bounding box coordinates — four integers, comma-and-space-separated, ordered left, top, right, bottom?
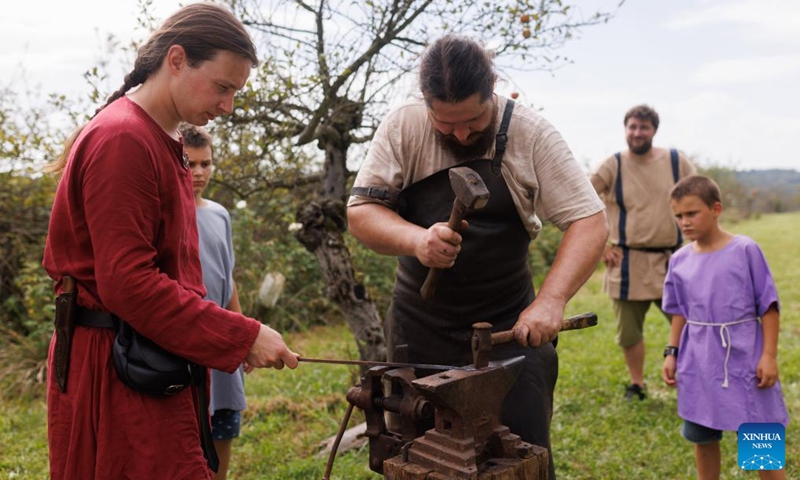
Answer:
738, 423, 785, 471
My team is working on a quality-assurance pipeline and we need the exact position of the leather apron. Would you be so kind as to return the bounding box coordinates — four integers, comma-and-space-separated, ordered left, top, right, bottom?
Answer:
385, 100, 559, 478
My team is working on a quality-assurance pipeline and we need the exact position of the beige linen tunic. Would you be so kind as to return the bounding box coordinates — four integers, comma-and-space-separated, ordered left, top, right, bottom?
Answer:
347, 95, 604, 237
592, 150, 696, 300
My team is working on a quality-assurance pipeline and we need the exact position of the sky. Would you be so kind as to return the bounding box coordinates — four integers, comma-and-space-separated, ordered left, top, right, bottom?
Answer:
503, 0, 800, 172
2, 0, 799, 172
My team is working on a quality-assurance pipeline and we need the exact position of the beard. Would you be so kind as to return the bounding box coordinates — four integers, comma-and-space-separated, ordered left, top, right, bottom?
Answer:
435, 112, 498, 161
628, 138, 653, 155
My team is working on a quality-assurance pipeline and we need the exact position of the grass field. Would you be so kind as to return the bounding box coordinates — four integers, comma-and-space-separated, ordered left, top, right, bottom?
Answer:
1, 211, 798, 479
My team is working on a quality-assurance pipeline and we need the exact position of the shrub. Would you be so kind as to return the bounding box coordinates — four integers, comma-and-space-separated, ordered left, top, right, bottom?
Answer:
529, 222, 563, 284
0, 172, 55, 399
226, 190, 340, 332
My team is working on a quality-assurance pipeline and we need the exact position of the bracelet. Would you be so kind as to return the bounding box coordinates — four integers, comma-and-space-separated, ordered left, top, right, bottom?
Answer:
663, 345, 679, 358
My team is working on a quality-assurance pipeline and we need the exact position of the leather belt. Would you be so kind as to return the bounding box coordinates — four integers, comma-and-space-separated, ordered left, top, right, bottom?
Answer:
75, 305, 115, 328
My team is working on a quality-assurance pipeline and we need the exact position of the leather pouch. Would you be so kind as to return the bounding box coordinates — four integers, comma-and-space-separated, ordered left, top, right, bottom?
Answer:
112, 319, 193, 396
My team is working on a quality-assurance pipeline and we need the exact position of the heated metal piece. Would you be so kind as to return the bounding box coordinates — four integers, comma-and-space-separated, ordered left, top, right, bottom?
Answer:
298, 357, 462, 371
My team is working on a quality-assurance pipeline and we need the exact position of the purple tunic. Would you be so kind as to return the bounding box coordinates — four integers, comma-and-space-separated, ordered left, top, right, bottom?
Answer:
663, 235, 788, 431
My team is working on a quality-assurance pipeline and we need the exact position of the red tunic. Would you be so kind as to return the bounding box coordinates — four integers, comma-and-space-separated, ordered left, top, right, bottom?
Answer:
43, 97, 261, 480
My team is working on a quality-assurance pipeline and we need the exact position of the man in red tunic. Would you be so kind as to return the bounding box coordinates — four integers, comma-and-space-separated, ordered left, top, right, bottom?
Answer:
42, 5, 299, 479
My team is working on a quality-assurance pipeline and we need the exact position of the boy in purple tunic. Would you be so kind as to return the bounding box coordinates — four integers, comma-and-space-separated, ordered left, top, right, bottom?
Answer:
661, 175, 788, 480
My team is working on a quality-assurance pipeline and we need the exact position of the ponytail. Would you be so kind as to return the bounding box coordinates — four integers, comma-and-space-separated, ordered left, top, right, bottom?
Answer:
43, 125, 84, 179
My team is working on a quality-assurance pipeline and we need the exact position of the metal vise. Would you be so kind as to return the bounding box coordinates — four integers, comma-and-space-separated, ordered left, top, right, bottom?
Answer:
345, 364, 434, 473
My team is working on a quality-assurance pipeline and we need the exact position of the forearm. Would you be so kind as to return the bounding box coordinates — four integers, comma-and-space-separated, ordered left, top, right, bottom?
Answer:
668, 315, 686, 346
90, 232, 259, 372
227, 283, 243, 314
761, 304, 780, 357
535, 210, 608, 307
662, 314, 684, 386
347, 203, 424, 256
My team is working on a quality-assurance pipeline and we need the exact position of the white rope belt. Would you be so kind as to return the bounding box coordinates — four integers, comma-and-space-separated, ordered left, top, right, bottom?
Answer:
685, 317, 758, 388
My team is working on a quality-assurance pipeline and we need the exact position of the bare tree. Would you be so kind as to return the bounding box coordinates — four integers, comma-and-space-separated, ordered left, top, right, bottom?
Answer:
218, 0, 621, 362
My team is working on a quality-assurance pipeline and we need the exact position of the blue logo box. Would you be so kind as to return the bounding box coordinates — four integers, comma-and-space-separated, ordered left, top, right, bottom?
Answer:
738, 423, 785, 471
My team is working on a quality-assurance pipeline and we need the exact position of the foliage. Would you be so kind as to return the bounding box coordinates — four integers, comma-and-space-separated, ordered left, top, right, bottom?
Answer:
0, 323, 50, 400
227, 194, 339, 331
0, 86, 66, 171
346, 234, 398, 317
695, 158, 800, 219
0, 85, 63, 333
209, 0, 620, 197
529, 222, 563, 284
736, 169, 800, 213
0, 84, 62, 399
0, 172, 57, 398
0, 173, 57, 335
2, 211, 798, 478
203, 179, 397, 331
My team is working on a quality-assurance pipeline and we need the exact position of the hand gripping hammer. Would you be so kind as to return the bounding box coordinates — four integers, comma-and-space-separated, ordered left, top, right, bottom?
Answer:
420, 166, 490, 301
471, 312, 599, 368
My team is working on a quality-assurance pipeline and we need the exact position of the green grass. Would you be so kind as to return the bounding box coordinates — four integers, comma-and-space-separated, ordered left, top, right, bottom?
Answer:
2, 212, 798, 479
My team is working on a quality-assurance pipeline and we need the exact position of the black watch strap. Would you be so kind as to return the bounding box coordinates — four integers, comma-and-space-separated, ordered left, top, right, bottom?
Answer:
663, 346, 679, 358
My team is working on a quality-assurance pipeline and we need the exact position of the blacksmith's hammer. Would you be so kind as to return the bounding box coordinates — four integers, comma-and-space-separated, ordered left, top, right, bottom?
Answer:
420, 166, 489, 301
471, 312, 598, 368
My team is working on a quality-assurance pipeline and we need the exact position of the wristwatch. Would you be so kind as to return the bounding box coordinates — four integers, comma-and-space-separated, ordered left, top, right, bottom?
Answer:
663, 346, 679, 358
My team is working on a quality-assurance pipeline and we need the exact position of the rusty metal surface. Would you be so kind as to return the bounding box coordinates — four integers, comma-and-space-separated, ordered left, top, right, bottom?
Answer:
344, 354, 540, 479
406, 357, 529, 479
346, 366, 434, 474
340, 314, 596, 478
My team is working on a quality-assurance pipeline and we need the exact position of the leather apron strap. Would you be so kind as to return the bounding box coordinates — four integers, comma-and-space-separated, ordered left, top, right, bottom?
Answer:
388, 99, 533, 365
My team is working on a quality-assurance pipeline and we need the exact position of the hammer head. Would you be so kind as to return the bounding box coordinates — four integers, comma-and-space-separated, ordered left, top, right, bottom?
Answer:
449, 167, 489, 210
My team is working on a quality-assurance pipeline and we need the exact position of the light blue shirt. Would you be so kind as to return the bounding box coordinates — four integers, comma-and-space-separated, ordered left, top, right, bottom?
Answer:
197, 200, 246, 412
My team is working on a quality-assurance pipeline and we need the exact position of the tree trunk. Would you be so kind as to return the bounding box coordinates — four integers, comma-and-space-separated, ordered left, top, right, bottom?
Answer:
321, 133, 348, 200
294, 98, 387, 362
295, 198, 386, 362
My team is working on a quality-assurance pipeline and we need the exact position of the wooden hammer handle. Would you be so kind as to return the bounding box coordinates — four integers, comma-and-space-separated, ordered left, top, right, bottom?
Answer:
420, 200, 468, 301
490, 312, 598, 345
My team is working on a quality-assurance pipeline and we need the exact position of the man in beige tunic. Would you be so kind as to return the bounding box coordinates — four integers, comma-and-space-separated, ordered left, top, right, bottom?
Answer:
347, 34, 607, 479
591, 105, 696, 401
